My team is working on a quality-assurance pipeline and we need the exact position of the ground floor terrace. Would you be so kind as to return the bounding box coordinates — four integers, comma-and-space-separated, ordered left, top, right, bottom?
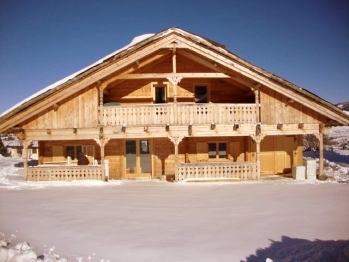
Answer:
21, 134, 306, 182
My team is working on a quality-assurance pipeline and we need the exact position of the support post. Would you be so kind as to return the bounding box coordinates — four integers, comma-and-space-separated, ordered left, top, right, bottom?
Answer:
319, 124, 326, 177
22, 140, 30, 181
167, 75, 182, 125
251, 133, 266, 179
168, 136, 184, 181
319, 132, 324, 177
94, 137, 110, 181
254, 85, 260, 123
98, 81, 103, 126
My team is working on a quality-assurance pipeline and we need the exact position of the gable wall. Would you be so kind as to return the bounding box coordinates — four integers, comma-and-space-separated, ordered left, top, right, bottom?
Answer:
260, 86, 327, 125
22, 87, 99, 129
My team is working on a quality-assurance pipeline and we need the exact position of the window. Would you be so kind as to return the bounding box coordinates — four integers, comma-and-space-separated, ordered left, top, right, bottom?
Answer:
67, 146, 83, 160
208, 142, 227, 159
155, 86, 166, 103
195, 86, 207, 103
66, 145, 94, 162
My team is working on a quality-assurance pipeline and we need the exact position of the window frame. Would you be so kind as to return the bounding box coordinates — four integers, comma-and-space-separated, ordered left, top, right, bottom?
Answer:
208, 142, 227, 160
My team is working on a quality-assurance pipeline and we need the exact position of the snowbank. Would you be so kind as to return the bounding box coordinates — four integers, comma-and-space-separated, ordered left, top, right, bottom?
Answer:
0, 239, 67, 262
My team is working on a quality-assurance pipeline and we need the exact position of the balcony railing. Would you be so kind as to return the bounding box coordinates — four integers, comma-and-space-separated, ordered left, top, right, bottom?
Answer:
176, 161, 258, 181
103, 103, 257, 126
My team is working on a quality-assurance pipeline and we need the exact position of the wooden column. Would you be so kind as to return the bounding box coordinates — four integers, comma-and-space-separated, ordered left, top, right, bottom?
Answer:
94, 137, 110, 182
168, 136, 184, 181
98, 81, 103, 126
251, 133, 266, 179
167, 75, 182, 104
319, 132, 324, 177
314, 124, 326, 177
254, 85, 260, 123
22, 140, 30, 181
312, 129, 324, 178
167, 75, 183, 125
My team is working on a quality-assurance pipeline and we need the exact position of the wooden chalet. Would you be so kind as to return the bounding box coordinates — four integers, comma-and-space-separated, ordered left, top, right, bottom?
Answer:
1, 27, 348, 182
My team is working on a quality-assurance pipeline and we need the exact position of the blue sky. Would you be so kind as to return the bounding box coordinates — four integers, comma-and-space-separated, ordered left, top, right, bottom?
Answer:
0, 0, 348, 114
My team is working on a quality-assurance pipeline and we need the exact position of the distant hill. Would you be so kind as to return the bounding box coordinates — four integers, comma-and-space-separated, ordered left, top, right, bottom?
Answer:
336, 101, 349, 111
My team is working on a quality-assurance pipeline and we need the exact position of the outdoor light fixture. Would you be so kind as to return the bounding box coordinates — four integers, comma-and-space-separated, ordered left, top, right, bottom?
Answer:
165, 124, 170, 131
188, 124, 193, 136
256, 123, 261, 135
46, 129, 51, 135
73, 127, 77, 134
233, 123, 239, 130
122, 124, 126, 132
144, 126, 148, 132
298, 122, 304, 129
211, 122, 216, 130
99, 127, 103, 134
277, 122, 283, 130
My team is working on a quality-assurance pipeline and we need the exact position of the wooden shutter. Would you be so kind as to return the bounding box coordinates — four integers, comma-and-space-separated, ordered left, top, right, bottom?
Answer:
229, 142, 241, 162
86, 145, 94, 164
52, 146, 65, 163
196, 142, 208, 161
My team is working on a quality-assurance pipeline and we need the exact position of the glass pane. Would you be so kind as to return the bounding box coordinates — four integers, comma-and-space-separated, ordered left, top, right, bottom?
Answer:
218, 143, 227, 159
67, 146, 75, 160
155, 87, 165, 103
140, 140, 151, 173
126, 140, 136, 173
208, 143, 216, 159
76, 146, 83, 156
195, 86, 207, 103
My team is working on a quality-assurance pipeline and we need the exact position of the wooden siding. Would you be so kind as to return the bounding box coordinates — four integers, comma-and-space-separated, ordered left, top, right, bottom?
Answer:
22, 87, 98, 129
260, 86, 327, 125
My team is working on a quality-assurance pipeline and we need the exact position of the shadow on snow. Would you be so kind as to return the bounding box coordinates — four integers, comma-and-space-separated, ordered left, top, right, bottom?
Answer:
242, 236, 349, 262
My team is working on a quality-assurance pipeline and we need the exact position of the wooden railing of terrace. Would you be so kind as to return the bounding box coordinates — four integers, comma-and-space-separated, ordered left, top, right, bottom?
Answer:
103, 103, 257, 126
27, 166, 103, 181
176, 162, 258, 181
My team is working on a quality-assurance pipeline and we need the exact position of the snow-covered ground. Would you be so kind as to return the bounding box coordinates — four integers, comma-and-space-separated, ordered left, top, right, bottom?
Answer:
1, 128, 349, 261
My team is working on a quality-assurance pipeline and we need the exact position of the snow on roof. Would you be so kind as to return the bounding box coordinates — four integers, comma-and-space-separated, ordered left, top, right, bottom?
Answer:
0, 33, 155, 118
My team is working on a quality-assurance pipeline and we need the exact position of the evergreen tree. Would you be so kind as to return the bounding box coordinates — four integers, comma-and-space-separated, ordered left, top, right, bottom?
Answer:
0, 137, 10, 157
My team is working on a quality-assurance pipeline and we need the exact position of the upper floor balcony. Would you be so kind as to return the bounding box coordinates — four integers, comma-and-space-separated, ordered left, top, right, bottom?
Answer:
103, 103, 258, 126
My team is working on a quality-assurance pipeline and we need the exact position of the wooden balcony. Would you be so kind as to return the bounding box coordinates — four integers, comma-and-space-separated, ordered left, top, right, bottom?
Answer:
27, 165, 103, 181
176, 162, 258, 181
103, 103, 257, 126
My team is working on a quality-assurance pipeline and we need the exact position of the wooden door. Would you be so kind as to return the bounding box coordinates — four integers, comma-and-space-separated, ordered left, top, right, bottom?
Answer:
125, 140, 151, 178
260, 136, 295, 175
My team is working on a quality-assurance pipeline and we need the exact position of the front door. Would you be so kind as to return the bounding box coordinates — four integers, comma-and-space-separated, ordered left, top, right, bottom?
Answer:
125, 140, 151, 178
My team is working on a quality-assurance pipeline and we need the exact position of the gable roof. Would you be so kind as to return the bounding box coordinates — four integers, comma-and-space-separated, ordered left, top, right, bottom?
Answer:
1, 27, 348, 131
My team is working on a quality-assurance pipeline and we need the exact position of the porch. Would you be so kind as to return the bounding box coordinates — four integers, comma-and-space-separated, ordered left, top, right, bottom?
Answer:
103, 103, 257, 126
176, 161, 258, 181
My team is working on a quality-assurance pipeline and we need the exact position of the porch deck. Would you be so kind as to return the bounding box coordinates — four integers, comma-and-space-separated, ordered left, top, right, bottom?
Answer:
103, 103, 257, 126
